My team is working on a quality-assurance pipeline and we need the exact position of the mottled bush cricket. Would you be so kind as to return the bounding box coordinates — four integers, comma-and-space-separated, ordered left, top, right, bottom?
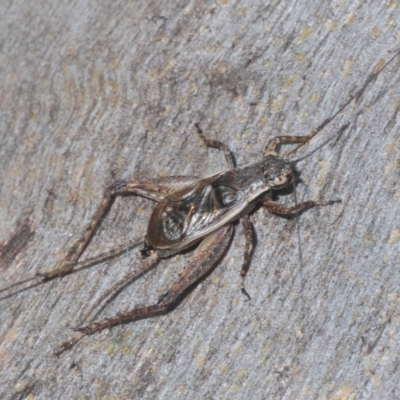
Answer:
1, 49, 399, 356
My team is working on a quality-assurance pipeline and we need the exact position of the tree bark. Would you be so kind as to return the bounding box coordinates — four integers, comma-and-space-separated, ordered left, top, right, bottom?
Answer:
1, 1, 400, 399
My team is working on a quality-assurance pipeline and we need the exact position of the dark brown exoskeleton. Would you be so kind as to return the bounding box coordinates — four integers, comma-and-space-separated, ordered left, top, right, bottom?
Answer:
2, 49, 399, 355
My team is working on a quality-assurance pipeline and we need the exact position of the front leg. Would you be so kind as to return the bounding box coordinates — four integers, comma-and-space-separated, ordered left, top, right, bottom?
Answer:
195, 123, 235, 168
263, 199, 341, 218
264, 136, 311, 157
39, 176, 200, 281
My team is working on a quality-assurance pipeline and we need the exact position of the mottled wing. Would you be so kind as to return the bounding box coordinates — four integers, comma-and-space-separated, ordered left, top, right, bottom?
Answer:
146, 170, 245, 254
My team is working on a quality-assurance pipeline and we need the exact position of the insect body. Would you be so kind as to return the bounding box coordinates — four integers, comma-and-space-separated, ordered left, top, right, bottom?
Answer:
2, 49, 399, 355
145, 147, 291, 258
51, 129, 340, 354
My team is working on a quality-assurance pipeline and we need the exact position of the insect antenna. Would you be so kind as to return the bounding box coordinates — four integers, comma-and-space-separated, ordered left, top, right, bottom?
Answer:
291, 123, 350, 165
0, 237, 143, 299
283, 47, 400, 158
292, 177, 304, 273
0, 275, 40, 296
285, 48, 400, 277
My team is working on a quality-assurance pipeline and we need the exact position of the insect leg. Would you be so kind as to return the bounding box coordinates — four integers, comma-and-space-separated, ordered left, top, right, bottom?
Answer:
195, 123, 235, 168
239, 216, 255, 300
56, 224, 233, 355
38, 176, 200, 281
263, 199, 341, 217
264, 135, 310, 156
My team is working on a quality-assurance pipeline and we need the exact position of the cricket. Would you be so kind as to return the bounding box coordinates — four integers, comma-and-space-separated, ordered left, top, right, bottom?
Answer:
1, 49, 399, 356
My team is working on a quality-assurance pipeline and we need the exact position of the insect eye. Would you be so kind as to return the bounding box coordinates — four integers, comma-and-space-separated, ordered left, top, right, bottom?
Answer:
273, 175, 288, 186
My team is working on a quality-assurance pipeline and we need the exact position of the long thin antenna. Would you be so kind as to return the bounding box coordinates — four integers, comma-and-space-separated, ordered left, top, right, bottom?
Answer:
292, 123, 350, 165
283, 48, 400, 158
0, 237, 143, 297
292, 179, 304, 271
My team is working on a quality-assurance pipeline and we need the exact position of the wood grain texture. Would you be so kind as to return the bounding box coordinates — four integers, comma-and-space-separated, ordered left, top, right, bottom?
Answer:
1, 1, 400, 399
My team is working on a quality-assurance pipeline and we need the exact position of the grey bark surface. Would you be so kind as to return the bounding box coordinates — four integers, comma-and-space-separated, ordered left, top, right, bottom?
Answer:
1, 1, 400, 399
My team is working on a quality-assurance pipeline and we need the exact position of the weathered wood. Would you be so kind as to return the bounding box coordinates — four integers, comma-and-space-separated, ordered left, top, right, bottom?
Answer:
1, 1, 399, 399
